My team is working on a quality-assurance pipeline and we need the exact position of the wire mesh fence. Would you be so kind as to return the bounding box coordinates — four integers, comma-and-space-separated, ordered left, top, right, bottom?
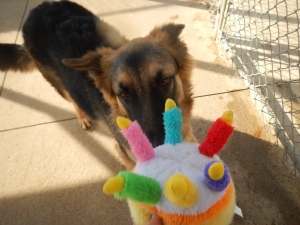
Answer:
209, 0, 300, 176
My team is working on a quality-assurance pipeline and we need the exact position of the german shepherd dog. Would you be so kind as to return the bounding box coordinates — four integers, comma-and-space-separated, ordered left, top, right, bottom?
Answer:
0, 1, 196, 168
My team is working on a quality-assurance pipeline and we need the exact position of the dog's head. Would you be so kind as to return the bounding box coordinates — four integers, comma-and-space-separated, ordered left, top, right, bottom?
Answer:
63, 23, 194, 147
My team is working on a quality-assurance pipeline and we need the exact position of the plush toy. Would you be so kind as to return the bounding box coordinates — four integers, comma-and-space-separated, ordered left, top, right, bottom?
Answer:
103, 99, 236, 225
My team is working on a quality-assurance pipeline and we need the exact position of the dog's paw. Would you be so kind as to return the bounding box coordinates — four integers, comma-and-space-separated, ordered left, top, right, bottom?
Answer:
73, 104, 91, 129
79, 117, 91, 129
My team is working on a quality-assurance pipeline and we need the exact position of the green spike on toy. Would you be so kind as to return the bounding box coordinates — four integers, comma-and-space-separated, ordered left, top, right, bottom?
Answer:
103, 171, 162, 206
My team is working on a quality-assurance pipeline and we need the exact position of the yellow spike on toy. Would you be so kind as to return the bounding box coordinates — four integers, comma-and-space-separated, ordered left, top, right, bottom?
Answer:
221, 110, 234, 125
164, 174, 198, 208
103, 176, 124, 194
165, 98, 177, 112
116, 117, 132, 130
208, 162, 225, 181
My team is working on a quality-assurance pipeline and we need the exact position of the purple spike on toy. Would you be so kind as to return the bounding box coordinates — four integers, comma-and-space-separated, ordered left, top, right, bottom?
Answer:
121, 121, 155, 162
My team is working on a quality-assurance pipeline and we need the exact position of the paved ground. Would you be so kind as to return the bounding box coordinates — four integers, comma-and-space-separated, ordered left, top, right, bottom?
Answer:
0, 0, 300, 225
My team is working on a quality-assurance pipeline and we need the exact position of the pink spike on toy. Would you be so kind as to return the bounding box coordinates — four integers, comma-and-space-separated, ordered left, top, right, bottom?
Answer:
121, 121, 155, 162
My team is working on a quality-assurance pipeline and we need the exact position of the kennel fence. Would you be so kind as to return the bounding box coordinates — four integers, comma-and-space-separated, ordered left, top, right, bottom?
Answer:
209, 0, 300, 176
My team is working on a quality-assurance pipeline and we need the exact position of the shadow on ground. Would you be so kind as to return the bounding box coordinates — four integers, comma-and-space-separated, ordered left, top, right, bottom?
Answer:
0, 180, 131, 225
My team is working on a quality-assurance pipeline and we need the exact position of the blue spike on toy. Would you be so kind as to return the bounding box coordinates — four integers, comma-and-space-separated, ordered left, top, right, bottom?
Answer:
163, 106, 182, 145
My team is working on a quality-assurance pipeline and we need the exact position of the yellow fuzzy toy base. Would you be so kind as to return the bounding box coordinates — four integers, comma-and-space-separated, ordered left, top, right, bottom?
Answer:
128, 200, 152, 225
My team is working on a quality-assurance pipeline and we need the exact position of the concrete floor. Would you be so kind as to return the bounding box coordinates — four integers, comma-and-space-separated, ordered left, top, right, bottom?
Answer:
0, 0, 300, 224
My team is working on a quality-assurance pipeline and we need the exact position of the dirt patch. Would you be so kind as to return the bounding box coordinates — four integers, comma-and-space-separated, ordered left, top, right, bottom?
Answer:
214, 55, 228, 67
193, 12, 202, 21
170, 15, 179, 20
207, 37, 229, 68
207, 37, 219, 55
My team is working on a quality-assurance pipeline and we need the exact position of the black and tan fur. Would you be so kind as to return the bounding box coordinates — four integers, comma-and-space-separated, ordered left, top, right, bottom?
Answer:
0, 1, 196, 168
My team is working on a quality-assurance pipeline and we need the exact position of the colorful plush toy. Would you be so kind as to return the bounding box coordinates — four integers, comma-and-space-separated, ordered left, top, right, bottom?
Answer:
103, 99, 236, 225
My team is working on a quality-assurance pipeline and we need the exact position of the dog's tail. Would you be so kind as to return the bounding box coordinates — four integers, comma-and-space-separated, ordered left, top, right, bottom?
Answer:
0, 43, 35, 72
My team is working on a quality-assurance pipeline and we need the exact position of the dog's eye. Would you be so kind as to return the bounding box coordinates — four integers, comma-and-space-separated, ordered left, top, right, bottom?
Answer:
119, 91, 129, 98
161, 78, 170, 87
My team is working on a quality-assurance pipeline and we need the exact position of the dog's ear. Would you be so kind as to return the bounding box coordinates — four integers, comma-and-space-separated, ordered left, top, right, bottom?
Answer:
150, 23, 185, 44
160, 24, 185, 43
62, 48, 114, 77
62, 48, 116, 104
62, 51, 102, 74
